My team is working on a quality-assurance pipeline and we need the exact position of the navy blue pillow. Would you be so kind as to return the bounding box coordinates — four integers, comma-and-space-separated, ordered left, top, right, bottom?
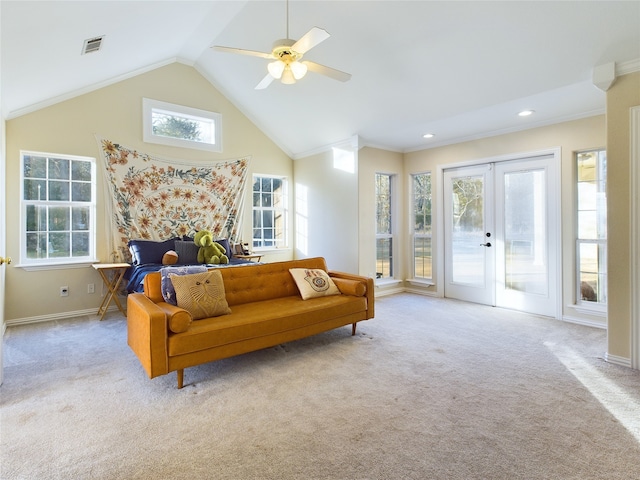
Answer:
215, 238, 233, 259
128, 238, 178, 265
174, 240, 200, 264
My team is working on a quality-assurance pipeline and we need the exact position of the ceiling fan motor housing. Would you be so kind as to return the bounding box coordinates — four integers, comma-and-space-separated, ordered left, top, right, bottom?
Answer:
272, 39, 301, 63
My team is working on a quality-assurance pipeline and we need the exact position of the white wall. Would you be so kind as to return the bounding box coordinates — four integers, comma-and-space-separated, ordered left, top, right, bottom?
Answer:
293, 143, 359, 273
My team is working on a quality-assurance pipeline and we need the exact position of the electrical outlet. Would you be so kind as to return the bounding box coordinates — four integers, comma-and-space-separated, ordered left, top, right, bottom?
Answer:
60, 286, 69, 297
87, 283, 95, 294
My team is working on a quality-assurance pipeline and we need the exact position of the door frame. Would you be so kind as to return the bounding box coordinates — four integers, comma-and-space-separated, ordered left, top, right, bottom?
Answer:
631, 106, 640, 369
435, 148, 562, 319
1, 116, 6, 385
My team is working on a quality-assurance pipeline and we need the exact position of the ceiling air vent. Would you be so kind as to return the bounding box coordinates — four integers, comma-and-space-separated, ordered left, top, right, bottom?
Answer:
82, 36, 104, 55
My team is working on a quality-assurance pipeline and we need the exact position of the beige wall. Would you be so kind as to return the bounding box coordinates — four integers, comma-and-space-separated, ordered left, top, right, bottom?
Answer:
357, 146, 405, 294
606, 71, 640, 361
5, 62, 292, 322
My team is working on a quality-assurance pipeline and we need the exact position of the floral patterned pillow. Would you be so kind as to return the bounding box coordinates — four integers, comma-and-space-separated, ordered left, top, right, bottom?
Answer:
160, 265, 207, 305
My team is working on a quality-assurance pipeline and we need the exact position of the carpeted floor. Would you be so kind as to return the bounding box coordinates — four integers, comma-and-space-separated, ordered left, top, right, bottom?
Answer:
1, 293, 639, 480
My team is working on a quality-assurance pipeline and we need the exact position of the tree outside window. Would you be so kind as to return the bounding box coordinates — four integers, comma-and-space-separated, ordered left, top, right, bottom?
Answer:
376, 173, 393, 279
412, 172, 432, 280
576, 149, 607, 305
21, 152, 96, 264
252, 175, 288, 249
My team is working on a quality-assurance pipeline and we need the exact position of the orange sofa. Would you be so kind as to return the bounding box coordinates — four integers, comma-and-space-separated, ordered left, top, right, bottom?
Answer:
127, 257, 375, 388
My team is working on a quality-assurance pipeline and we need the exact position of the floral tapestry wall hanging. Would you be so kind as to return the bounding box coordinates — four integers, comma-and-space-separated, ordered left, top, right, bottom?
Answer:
97, 137, 250, 262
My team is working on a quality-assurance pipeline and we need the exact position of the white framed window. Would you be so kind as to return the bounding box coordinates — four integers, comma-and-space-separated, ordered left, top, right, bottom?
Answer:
252, 175, 288, 250
411, 172, 432, 281
20, 151, 97, 267
143, 98, 222, 152
576, 148, 607, 305
375, 173, 394, 279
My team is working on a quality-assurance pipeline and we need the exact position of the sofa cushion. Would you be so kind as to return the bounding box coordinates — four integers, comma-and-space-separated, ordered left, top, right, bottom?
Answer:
289, 268, 341, 300
161, 265, 208, 305
332, 277, 366, 297
170, 270, 231, 320
167, 294, 367, 356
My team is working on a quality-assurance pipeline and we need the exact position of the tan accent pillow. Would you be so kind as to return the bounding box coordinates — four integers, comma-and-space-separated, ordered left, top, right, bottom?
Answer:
289, 268, 341, 300
169, 270, 231, 320
162, 250, 179, 265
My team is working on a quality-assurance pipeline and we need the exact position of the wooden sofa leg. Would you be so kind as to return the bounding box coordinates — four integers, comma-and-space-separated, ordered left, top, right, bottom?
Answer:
177, 369, 184, 389
352, 323, 357, 336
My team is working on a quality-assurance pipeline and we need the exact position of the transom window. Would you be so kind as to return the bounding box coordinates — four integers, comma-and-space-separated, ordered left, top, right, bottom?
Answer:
576, 148, 607, 305
20, 151, 96, 266
143, 98, 222, 152
252, 175, 288, 249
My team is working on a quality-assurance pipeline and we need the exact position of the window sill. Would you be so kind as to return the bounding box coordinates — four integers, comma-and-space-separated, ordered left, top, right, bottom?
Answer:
15, 259, 100, 271
375, 278, 403, 287
568, 303, 607, 317
406, 278, 435, 287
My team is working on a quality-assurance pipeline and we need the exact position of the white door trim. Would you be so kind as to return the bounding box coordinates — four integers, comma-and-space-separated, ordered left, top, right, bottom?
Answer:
630, 106, 640, 369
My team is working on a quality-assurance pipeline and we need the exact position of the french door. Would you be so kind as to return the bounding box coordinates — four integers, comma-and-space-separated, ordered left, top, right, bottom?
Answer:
444, 155, 558, 317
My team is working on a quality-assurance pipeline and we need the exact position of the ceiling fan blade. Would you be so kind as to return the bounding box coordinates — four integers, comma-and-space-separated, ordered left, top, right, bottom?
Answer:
292, 27, 330, 54
255, 73, 275, 90
213, 45, 274, 60
303, 61, 352, 82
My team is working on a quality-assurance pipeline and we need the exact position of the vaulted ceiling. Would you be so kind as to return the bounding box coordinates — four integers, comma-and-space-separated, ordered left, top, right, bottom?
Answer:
2, 1, 639, 158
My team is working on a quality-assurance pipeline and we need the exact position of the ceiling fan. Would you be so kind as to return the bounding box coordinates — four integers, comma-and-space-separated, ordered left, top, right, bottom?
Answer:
212, 0, 351, 89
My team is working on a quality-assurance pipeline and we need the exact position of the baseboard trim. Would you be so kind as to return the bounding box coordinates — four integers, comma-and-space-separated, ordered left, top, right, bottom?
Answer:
6, 306, 120, 327
374, 286, 405, 297
403, 287, 439, 297
604, 352, 632, 368
562, 315, 607, 330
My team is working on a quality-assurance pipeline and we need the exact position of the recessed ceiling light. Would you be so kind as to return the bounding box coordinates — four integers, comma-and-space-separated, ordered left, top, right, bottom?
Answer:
423, 133, 435, 139
518, 110, 535, 117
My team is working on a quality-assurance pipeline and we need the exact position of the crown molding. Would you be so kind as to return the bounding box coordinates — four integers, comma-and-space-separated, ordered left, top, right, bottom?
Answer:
617, 58, 640, 76
403, 108, 605, 153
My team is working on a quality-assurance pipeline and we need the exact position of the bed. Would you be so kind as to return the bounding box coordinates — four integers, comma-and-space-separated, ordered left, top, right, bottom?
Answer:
124, 236, 260, 293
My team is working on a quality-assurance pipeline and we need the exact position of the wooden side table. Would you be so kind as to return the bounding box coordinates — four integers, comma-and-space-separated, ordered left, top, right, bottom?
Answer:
92, 263, 130, 320
235, 254, 262, 262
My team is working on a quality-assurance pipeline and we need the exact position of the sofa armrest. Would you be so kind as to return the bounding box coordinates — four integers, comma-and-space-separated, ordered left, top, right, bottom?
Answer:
328, 271, 375, 320
156, 302, 193, 334
127, 293, 169, 379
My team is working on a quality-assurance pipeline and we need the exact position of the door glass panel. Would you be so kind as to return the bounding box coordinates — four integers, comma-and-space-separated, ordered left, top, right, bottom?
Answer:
504, 169, 547, 295
451, 176, 485, 286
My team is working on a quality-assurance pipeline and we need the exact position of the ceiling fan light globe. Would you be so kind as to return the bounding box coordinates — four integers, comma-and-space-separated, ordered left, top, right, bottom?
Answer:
281, 66, 296, 85
290, 61, 308, 80
267, 60, 285, 79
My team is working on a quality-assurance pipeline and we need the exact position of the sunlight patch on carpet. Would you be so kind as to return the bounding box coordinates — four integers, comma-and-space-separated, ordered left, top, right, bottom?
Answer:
545, 341, 640, 443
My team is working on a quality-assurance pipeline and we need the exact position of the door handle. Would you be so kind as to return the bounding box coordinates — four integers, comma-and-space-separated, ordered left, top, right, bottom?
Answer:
480, 243, 492, 247
0, 256, 12, 265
